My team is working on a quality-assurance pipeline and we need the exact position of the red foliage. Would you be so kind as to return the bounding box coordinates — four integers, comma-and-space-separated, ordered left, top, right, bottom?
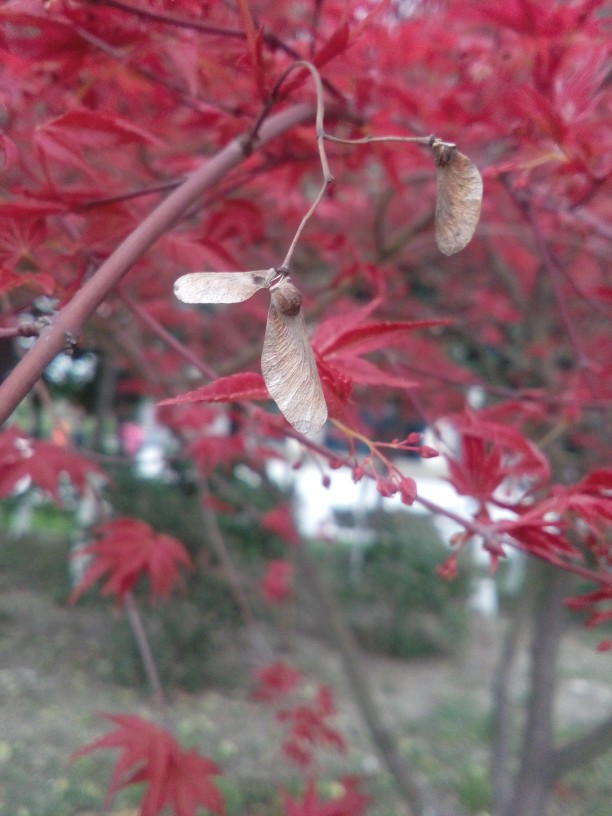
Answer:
252, 661, 304, 702
277, 685, 347, 768
261, 505, 301, 546
159, 372, 269, 407
281, 776, 368, 816
69, 518, 193, 603
446, 410, 550, 504
261, 559, 294, 603
72, 713, 224, 816
1, 0, 611, 811
0, 426, 103, 502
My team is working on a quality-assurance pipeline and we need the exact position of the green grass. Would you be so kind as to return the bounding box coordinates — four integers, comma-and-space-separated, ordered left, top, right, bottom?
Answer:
0, 524, 73, 602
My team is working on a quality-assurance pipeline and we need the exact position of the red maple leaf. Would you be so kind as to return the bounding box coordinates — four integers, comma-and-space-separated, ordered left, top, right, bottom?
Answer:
566, 587, 612, 629
261, 559, 293, 604
72, 713, 224, 816
35, 108, 161, 177
281, 776, 368, 816
159, 372, 269, 407
252, 661, 304, 702
446, 411, 550, 503
313, 309, 447, 401
261, 505, 300, 545
69, 518, 193, 603
0, 426, 103, 503
277, 685, 346, 768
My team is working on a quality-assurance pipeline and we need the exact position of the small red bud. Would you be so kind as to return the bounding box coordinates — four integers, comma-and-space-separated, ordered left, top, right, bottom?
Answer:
406, 432, 422, 445
376, 479, 397, 498
419, 445, 439, 458
436, 554, 458, 581
352, 465, 365, 482
322, 474, 331, 489
399, 476, 417, 505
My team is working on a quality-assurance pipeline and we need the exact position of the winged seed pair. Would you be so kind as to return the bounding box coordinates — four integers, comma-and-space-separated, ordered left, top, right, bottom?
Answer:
174, 143, 482, 435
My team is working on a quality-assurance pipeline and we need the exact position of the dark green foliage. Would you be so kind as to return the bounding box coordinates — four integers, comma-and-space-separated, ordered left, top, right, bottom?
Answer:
104, 594, 243, 692
99, 468, 279, 690
316, 511, 471, 659
106, 466, 284, 562
0, 521, 73, 603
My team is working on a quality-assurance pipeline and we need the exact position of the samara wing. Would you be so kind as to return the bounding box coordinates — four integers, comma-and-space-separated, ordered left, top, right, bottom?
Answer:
432, 142, 483, 256
261, 279, 328, 436
174, 269, 275, 304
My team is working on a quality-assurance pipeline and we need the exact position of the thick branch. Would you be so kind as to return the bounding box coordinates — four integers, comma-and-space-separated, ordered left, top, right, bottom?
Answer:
0, 104, 316, 426
504, 564, 571, 816
491, 596, 530, 815
547, 714, 612, 781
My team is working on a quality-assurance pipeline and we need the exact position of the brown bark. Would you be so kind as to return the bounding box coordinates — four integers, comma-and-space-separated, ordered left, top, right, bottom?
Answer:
548, 714, 612, 780
491, 592, 530, 815
503, 563, 571, 816
294, 539, 428, 816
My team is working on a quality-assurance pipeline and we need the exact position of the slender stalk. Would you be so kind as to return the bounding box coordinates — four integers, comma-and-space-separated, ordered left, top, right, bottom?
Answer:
261, 61, 334, 271
198, 478, 274, 662
324, 133, 435, 147
91, 0, 345, 100
501, 181, 598, 396
198, 479, 256, 629
123, 591, 173, 729
118, 290, 217, 380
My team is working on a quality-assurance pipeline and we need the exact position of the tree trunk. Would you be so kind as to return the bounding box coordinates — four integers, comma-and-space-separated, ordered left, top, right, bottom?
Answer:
91, 351, 117, 452
503, 562, 571, 816
491, 590, 530, 815
294, 539, 429, 816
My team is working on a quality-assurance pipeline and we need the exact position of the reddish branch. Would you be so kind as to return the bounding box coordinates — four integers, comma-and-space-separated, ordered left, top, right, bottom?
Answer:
0, 104, 317, 425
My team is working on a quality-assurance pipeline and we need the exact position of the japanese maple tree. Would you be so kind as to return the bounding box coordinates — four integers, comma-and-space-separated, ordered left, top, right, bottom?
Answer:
0, 1, 610, 815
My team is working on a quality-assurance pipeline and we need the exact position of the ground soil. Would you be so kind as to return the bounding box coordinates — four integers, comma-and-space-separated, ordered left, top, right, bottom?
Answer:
0, 580, 611, 815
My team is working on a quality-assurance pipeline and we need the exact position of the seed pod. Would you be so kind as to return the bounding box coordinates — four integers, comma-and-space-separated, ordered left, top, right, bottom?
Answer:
270, 279, 303, 317
431, 139, 483, 256
262, 278, 327, 436
173, 269, 327, 435
174, 269, 275, 303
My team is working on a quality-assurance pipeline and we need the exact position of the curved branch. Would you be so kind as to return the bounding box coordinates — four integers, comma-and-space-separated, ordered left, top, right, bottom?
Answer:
547, 714, 612, 781
0, 103, 317, 426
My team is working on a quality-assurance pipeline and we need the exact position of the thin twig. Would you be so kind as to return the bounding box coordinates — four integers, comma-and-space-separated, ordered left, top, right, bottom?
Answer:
251, 61, 335, 272
323, 132, 435, 148
118, 289, 217, 380
501, 179, 598, 396
123, 591, 173, 729
198, 478, 274, 662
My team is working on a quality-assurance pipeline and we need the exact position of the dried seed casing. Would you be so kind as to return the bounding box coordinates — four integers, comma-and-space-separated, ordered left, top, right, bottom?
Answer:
174, 269, 275, 303
270, 279, 303, 316
431, 140, 483, 256
262, 277, 327, 436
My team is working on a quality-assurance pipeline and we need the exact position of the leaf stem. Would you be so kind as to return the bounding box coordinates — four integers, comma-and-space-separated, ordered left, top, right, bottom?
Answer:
123, 591, 173, 729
